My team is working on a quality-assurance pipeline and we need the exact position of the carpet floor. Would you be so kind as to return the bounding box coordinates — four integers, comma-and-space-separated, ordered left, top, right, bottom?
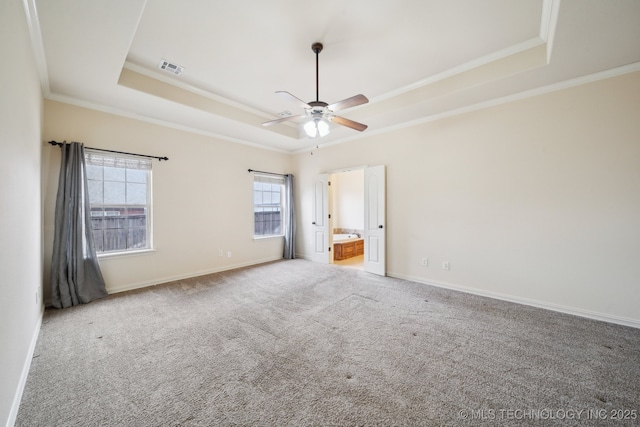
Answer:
16, 259, 640, 426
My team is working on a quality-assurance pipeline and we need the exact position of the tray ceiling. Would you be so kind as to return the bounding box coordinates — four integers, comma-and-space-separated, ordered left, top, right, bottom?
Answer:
26, 0, 640, 152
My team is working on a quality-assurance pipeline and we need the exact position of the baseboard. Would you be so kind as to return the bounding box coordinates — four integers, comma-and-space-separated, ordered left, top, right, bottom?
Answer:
106, 256, 284, 295
387, 271, 640, 329
6, 304, 44, 427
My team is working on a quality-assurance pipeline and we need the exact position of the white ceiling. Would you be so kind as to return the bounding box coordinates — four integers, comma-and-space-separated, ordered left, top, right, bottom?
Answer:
26, 0, 640, 153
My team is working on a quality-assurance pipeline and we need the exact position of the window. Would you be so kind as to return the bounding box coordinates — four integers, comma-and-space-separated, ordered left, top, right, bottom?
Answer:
85, 150, 152, 254
253, 174, 284, 237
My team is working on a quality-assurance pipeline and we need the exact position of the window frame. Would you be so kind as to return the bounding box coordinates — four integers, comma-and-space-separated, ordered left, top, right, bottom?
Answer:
253, 174, 285, 239
85, 149, 154, 256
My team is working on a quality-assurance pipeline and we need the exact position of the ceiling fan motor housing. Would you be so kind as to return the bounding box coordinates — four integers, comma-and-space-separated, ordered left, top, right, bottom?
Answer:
308, 100, 328, 109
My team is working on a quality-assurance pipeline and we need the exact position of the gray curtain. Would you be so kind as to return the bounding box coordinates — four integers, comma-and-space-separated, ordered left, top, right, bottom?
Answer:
50, 142, 107, 308
283, 174, 296, 259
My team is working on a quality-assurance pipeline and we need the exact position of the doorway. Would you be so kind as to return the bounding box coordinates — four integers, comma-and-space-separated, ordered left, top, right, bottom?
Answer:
311, 165, 386, 275
330, 169, 365, 270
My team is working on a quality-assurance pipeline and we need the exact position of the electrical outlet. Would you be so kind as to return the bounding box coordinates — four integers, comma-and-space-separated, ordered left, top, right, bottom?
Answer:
227, 251, 232, 258
218, 250, 224, 257
35, 289, 39, 304
442, 261, 450, 271
421, 258, 428, 266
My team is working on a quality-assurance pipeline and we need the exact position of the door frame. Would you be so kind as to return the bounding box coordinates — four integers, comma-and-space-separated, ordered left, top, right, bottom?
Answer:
314, 165, 386, 276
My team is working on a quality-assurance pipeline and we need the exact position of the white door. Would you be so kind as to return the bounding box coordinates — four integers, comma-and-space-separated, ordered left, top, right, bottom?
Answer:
364, 165, 386, 276
311, 174, 330, 264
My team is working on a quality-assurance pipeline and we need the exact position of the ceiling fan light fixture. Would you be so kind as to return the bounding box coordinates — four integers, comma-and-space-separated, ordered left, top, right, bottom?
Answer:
318, 119, 330, 137
304, 116, 330, 138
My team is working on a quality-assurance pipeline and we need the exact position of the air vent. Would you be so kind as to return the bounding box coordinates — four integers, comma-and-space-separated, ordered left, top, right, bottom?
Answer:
158, 59, 184, 76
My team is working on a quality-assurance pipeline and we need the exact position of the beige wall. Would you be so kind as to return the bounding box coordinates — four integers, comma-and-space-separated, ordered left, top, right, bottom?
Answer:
294, 71, 640, 324
331, 170, 364, 231
42, 101, 292, 296
0, 0, 44, 425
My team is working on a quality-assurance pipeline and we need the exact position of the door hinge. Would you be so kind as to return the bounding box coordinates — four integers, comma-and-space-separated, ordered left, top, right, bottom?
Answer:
328, 214, 331, 219
328, 247, 331, 252
328, 181, 331, 186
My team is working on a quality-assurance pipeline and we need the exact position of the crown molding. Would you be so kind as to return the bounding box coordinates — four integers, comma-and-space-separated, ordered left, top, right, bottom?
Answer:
45, 93, 290, 154
540, 0, 561, 63
22, 0, 50, 96
122, 62, 272, 120
296, 62, 640, 155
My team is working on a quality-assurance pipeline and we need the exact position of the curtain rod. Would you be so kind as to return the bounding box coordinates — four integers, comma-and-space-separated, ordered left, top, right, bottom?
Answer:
48, 141, 169, 161
248, 169, 289, 177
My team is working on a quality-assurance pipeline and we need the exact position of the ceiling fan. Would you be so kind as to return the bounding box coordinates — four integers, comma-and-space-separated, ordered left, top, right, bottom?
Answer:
262, 42, 369, 138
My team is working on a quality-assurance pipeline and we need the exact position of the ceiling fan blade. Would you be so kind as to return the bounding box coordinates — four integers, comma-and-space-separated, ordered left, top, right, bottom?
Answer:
327, 94, 369, 112
275, 91, 311, 109
262, 115, 304, 127
332, 116, 368, 132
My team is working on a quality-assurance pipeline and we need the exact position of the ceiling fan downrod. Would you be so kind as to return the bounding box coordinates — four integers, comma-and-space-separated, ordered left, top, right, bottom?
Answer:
312, 42, 323, 104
